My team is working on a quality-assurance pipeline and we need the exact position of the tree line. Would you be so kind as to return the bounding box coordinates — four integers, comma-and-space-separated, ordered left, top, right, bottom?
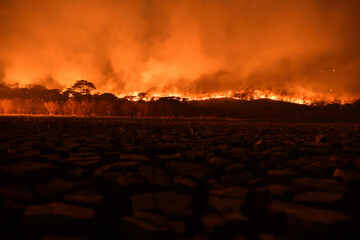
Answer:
0, 80, 360, 120
0, 80, 201, 117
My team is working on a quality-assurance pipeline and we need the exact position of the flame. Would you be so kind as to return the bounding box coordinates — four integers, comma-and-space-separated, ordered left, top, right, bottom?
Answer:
114, 89, 356, 105
1, 0, 360, 103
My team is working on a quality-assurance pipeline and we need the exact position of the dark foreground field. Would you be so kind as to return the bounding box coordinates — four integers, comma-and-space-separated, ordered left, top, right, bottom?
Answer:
1, 116, 360, 240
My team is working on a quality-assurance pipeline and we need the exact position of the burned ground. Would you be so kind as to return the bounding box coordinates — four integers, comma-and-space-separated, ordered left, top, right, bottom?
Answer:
0, 116, 360, 239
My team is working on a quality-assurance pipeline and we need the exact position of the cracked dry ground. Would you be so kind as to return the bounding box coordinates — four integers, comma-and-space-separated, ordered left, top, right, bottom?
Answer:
1, 117, 360, 240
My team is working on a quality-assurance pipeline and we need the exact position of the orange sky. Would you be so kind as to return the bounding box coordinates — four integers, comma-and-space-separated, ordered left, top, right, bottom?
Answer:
0, 0, 359, 99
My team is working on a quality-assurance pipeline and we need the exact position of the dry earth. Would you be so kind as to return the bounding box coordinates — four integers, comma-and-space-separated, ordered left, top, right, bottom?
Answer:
1, 116, 360, 239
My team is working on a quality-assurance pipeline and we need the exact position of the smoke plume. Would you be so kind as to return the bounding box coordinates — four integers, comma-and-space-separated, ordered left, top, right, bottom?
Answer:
0, 0, 359, 99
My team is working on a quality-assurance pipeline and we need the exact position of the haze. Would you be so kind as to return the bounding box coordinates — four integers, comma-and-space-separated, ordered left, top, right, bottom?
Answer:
0, 0, 359, 99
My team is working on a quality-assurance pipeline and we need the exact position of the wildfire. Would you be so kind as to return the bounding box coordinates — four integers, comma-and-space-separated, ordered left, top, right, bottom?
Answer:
116, 89, 356, 106
1, 80, 359, 118
2, 79, 356, 106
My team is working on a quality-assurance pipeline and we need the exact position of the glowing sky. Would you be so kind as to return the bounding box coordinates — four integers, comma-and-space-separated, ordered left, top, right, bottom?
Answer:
0, 0, 359, 99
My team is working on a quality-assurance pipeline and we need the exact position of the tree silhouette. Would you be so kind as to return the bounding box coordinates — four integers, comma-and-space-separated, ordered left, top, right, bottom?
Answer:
71, 80, 96, 95
138, 92, 147, 100
99, 92, 118, 102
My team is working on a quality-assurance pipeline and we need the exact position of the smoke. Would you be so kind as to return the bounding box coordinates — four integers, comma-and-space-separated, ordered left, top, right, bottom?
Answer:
0, 0, 359, 98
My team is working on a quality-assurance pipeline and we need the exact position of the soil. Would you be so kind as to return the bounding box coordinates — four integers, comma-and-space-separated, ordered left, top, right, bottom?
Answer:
1, 116, 359, 239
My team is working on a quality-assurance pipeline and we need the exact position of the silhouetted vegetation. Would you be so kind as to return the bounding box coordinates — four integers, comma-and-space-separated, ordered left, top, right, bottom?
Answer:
0, 80, 360, 121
